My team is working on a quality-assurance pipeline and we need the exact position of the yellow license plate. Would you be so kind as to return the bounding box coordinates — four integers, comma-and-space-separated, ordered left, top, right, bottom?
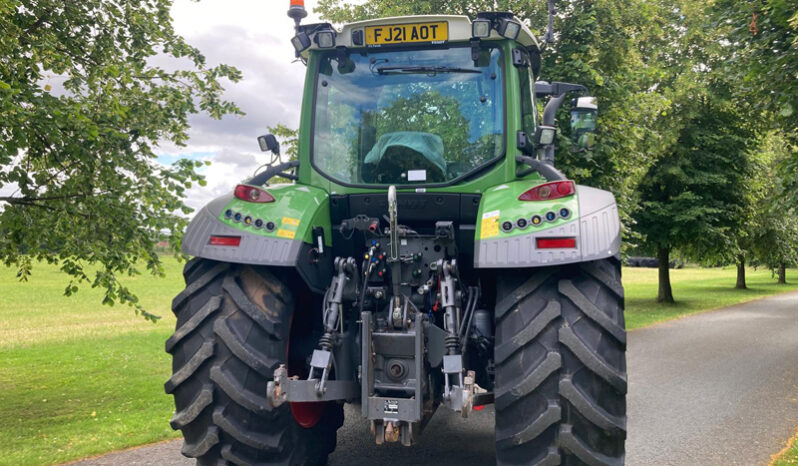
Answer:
365, 22, 448, 45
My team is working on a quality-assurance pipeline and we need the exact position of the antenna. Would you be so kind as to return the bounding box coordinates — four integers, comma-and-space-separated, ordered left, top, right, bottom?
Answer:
544, 0, 556, 45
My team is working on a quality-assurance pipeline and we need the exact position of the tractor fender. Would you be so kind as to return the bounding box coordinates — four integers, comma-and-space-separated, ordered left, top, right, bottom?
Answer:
181, 184, 333, 293
474, 184, 620, 268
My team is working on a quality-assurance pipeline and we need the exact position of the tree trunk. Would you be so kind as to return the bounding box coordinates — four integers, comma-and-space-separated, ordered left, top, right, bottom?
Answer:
778, 263, 787, 284
735, 254, 747, 289
657, 247, 674, 303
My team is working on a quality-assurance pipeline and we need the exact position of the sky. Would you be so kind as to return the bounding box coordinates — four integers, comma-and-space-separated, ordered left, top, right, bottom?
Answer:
163, 0, 357, 211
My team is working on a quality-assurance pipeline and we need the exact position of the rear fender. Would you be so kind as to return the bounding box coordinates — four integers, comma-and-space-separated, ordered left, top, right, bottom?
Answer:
474, 182, 620, 268
181, 184, 333, 292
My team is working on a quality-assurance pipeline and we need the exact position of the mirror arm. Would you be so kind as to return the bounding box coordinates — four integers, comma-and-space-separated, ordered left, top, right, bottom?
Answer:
246, 160, 300, 186
542, 93, 566, 126
540, 94, 567, 165
515, 155, 566, 181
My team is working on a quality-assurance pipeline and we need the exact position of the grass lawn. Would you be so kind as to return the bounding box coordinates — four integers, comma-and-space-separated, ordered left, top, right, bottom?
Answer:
0, 260, 185, 466
624, 266, 798, 329
772, 432, 798, 465
0, 260, 796, 465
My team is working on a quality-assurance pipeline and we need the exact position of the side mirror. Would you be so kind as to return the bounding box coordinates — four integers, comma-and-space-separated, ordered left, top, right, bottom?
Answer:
570, 96, 598, 149
257, 134, 280, 154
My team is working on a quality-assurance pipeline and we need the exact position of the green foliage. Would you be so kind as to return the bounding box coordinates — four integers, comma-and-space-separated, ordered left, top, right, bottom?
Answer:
750, 132, 798, 271
0, 0, 242, 319
711, 0, 798, 127
634, 94, 756, 263
267, 123, 299, 162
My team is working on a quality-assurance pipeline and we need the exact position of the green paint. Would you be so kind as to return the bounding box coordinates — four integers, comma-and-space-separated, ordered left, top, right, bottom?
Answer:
475, 181, 580, 240
217, 184, 332, 245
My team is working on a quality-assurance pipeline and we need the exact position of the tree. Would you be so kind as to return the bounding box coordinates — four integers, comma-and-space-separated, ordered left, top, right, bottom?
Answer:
711, 0, 798, 130
709, 0, 798, 210
750, 132, 798, 284
0, 0, 242, 319
634, 94, 755, 303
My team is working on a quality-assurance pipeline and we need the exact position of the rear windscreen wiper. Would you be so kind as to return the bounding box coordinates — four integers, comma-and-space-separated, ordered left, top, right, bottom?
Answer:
376, 65, 482, 75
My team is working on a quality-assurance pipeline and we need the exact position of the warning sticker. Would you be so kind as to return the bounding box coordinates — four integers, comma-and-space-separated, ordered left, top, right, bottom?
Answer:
480, 210, 500, 239
281, 217, 300, 227
277, 229, 296, 239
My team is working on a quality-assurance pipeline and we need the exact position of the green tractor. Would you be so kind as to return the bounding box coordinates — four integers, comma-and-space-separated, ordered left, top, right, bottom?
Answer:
166, 1, 626, 464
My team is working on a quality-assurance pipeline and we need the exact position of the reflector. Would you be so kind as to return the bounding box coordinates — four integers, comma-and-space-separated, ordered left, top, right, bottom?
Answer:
209, 236, 241, 247
537, 237, 576, 249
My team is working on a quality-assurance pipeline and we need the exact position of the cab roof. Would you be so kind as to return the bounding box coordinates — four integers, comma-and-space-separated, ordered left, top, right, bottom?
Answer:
300, 14, 540, 56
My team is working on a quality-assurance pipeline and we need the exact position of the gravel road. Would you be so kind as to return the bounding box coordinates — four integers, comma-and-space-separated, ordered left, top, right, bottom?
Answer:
72, 291, 798, 466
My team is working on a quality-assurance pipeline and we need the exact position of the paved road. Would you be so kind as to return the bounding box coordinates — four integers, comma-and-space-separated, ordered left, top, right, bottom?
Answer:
73, 291, 798, 466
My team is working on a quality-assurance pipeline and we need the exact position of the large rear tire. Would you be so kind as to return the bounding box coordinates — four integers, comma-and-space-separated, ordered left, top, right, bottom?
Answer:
494, 258, 626, 466
165, 259, 343, 466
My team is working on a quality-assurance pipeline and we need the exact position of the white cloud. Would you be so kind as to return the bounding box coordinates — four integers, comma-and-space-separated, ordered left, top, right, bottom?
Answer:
164, 0, 334, 210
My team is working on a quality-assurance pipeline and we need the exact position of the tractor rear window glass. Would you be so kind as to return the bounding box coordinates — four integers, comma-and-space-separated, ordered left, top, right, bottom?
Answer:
312, 46, 504, 186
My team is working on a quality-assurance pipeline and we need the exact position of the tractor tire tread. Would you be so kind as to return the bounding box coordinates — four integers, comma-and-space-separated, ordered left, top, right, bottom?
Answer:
164, 340, 215, 394
559, 425, 623, 466
222, 274, 281, 339
558, 279, 626, 345
181, 425, 220, 458
170, 384, 214, 430
213, 316, 279, 377
494, 301, 560, 364
558, 326, 627, 393
210, 364, 273, 415
494, 352, 561, 411
172, 263, 228, 310
212, 406, 284, 452
166, 296, 222, 353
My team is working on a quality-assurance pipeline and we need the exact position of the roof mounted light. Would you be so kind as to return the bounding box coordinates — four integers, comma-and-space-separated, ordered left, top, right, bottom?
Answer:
315, 30, 336, 48
472, 18, 492, 38
496, 18, 521, 40
291, 31, 311, 54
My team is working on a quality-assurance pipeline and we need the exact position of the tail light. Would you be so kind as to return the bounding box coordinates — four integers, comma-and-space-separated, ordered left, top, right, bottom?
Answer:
519, 181, 575, 201
537, 237, 577, 249
234, 184, 275, 203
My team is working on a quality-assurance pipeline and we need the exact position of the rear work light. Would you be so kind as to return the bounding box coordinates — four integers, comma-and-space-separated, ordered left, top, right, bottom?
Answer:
519, 181, 575, 201
234, 184, 275, 203
537, 237, 577, 249
209, 235, 241, 247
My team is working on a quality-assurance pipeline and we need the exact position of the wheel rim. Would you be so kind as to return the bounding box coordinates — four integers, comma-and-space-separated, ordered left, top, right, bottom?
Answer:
286, 317, 326, 429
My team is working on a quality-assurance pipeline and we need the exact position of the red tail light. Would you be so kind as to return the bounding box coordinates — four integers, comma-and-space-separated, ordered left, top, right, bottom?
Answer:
519, 181, 575, 201
234, 184, 275, 203
209, 235, 241, 247
537, 237, 577, 249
